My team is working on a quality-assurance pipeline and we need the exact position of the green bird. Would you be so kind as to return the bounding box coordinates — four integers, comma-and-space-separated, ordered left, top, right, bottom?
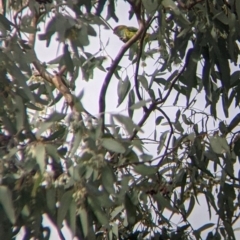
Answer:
113, 25, 149, 43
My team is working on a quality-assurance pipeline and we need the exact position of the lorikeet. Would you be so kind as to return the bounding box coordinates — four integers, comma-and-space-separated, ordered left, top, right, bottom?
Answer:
113, 25, 149, 43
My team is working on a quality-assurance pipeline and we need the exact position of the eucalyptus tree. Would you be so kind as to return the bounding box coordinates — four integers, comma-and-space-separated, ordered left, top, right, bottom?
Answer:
0, 0, 240, 239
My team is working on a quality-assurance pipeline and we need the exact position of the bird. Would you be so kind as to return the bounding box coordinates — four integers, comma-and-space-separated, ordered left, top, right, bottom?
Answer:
113, 25, 150, 44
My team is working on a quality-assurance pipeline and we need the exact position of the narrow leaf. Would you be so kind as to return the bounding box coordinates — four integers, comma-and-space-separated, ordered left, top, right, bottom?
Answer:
101, 138, 125, 153
0, 186, 16, 224
117, 76, 131, 107
157, 130, 168, 154
128, 89, 135, 118
57, 190, 73, 228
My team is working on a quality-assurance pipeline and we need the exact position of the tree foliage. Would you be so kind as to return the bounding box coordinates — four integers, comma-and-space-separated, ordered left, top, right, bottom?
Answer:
0, 0, 240, 239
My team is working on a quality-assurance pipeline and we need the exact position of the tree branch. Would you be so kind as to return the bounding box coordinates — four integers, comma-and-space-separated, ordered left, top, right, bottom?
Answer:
156, 107, 174, 167
134, 17, 156, 113
99, 18, 152, 132
130, 51, 188, 140
28, 14, 82, 121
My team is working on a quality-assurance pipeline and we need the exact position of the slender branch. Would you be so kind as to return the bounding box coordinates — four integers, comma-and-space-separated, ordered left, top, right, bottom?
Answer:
28, 14, 38, 49
28, 12, 82, 121
99, 18, 152, 132
130, 60, 187, 140
156, 107, 174, 166
156, 63, 187, 105
13, 0, 29, 38
32, 58, 53, 84
130, 102, 156, 140
134, 38, 146, 110
134, 17, 157, 113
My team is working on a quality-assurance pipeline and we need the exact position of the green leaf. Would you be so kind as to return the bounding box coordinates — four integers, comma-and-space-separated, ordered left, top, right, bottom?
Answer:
182, 114, 193, 125
87, 25, 97, 36
70, 129, 82, 157
186, 195, 195, 217
133, 164, 157, 175
0, 52, 35, 102
68, 200, 77, 236
117, 76, 131, 107
95, 0, 107, 16
106, 0, 118, 22
202, 47, 212, 102
228, 113, 240, 132
35, 143, 46, 173
45, 144, 60, 162
46, 187, 56, 215
221, 91, 229, 118
0, 14, 13, 31
113, 114, 141, 136
14, 95, 25, 132
223, 221, 235, 239
101, 138, 125, 153
213, 42, 231, 90
124, 193, 136, 226
46, 126, 66, 141
183, 48, 200, 103
236, 1, 240, 21
142, 0, 159, 15
219, 121, 228, 135
230, 70, 240, 88
140, 153, 153, 162
128, 88, 135, 118
46, 112, 66, 122
88, 197, 109, 226
138, 75, 148, 91
153, 193, 177, 212
102, 165, 115, 194
174, 121, 184, 133
209, 136, 230, 154
130, 99, 150, 110
157, 130, 168, 154
0, 186, 16, 224
35, 112, 66, 138
195, 223, 215, 234
79, 207, 89, 238
57, 190, 73, 228
162, 0, 190, 27
155, 116, 164, 125
112, 223, 119, 239
110, 205, 124, 220
175, 109, 181, 122
63, 44, 74, 73
38, 17, 56, 47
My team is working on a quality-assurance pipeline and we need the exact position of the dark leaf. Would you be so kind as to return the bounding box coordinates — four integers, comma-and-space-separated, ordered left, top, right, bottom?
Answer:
128, 89, 135, 118
228, 113, 240, 132
0, 186, 16, 224
155, 116, 164, 125
57, 190, 73, 228
138, 75, 148, 91
117, 76, 131, 107
101, 138, 125, 154
124, 193, 136, 226
157, 130, 168, 154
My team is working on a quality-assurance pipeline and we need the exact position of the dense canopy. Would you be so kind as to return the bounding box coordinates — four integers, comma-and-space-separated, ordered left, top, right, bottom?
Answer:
0, 0, 240, 239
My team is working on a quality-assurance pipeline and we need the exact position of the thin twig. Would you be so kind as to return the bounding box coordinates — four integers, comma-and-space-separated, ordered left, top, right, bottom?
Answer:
130, 59, 187, 140
156, 107, 174, 167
